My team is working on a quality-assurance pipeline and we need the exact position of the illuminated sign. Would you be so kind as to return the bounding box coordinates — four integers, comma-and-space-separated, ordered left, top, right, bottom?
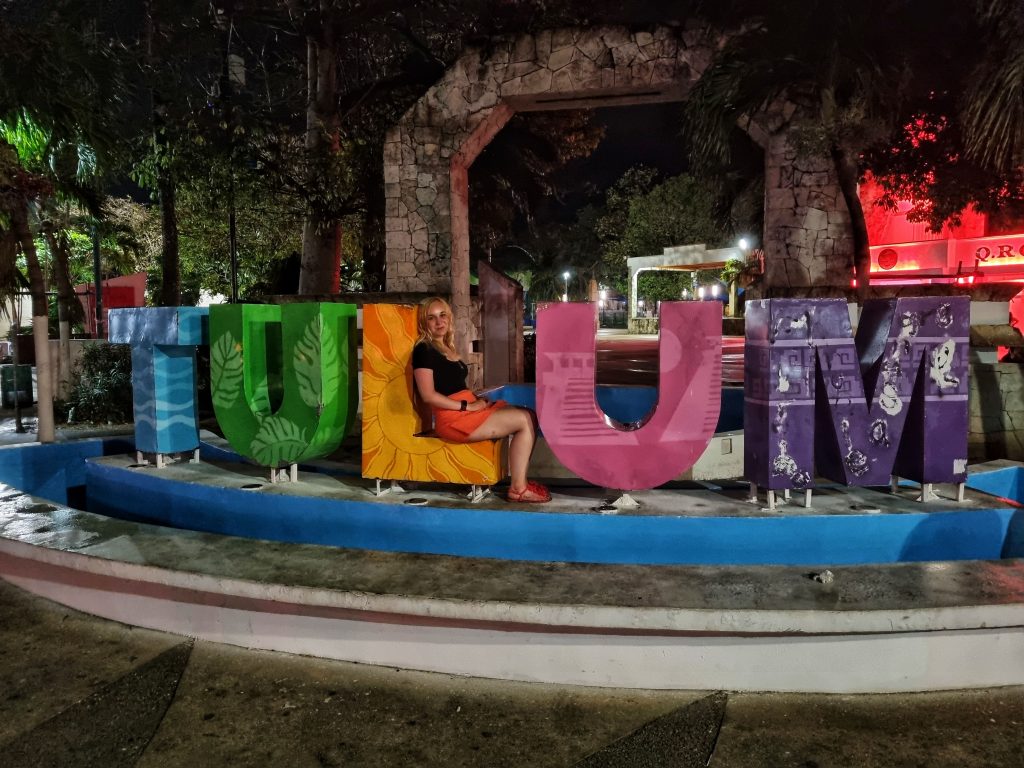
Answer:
870, 234, 1024, 282
972, 237, 1024, 263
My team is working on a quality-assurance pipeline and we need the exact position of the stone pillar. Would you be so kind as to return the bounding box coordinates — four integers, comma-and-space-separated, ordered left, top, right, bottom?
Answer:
762, 133, 854, 292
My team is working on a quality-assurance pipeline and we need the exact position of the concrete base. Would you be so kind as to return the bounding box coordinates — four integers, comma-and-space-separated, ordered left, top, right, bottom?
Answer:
1, 478, 1023, 693
4, 557, 1023, 693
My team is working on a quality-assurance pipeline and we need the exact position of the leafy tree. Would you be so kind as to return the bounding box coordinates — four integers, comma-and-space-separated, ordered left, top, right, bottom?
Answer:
599, 171, 729, 294
0, 1, 128, 441
864, 111, 1024, 233
470, 110, 606, 259
859, 1, 1022, 235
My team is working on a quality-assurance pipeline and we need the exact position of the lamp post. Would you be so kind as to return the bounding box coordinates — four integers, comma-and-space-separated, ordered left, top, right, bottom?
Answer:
562, 271, 570, 302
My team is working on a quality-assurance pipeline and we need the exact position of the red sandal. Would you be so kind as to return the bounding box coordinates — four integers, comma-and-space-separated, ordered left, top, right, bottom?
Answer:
507, 481, 551, 503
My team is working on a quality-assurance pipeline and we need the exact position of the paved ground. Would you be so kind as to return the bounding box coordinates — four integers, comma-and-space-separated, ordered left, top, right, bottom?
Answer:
595, 331, 744, 386
1, 580, 1022, 768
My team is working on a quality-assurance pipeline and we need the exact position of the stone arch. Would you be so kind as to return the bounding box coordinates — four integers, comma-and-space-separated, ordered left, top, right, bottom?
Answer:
384, 24, 852, 357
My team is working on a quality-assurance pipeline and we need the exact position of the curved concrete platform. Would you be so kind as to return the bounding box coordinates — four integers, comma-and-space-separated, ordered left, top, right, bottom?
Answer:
84, 452, 1024, 566
2, 484, 1023, 693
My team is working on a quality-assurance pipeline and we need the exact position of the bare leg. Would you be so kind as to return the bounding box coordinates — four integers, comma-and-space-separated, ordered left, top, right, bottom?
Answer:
465, 406, 536, 492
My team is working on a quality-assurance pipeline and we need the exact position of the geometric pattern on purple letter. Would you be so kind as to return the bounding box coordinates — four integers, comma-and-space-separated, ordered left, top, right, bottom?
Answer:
536, 301, 721, 491
743, 299, 818, 490
744, 297, 969, 490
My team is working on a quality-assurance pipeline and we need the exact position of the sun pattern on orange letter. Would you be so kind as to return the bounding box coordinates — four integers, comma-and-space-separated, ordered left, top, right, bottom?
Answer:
361, 304, 505, 484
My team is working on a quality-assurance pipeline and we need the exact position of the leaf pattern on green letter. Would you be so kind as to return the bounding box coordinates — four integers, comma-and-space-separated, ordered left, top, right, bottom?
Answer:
295, 315, 338, 409
250, 415, 307, 466
249, 375, 272, 415
210, 332, 243, 409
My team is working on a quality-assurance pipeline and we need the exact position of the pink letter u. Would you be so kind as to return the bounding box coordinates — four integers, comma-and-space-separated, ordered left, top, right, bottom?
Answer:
536, 302, 722, 491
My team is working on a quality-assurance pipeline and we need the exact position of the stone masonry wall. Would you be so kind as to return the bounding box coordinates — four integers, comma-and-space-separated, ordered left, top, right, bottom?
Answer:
762, 133, 854, 291
969, 362, 1024, 461
383, 25, 718, 295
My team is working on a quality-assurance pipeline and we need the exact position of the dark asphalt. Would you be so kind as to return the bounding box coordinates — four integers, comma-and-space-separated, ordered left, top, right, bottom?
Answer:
595, 334, 744, 386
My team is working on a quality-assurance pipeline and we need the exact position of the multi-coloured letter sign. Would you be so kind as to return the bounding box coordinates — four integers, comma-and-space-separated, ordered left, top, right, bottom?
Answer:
109, 307, 209, 454
744, 297, 969, 490
536, 301, 722, 490
112, 296, 971, 493
209, 303, 357, 467
361, 304, 505, 485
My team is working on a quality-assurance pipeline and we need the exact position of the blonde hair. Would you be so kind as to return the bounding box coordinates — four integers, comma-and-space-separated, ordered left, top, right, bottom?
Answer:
416, 296, 457, 355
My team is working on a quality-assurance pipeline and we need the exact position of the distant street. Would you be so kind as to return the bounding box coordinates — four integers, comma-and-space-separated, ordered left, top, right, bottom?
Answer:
594, 330, 744, 386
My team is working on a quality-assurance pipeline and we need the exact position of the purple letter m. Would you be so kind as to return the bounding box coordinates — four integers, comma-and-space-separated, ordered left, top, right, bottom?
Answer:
744, 297, 969, 490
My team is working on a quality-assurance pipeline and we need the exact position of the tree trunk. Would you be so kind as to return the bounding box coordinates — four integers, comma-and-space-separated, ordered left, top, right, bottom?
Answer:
10, 290, 24, 433
156, 170, 180, 305
0, 227, 24, 430
43, 226, 77, 399
147, 0, 180, 307
12, 204, 55, 443
298, 8, 342, 296
362, 162, 386, 291
830, 143, 871, 301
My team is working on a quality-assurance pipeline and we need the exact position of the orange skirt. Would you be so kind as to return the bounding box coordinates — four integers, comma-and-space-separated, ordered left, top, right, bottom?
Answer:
433, 389, 507, 442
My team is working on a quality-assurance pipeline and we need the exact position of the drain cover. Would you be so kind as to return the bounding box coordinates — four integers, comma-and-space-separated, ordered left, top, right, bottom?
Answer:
404, 497, 429, 506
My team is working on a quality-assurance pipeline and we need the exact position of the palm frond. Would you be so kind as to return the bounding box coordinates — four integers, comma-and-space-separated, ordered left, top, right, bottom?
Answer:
962, 0, 1024, 172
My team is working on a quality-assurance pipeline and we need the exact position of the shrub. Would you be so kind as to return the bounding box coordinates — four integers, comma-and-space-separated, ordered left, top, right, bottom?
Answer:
58, 343, 134, 424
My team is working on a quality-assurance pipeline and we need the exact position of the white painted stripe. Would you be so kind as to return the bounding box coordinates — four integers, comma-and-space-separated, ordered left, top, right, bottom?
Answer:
4, 569, 1022, 694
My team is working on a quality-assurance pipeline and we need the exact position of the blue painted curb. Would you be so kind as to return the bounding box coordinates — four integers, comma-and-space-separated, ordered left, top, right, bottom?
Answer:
84, 459, 1024, 566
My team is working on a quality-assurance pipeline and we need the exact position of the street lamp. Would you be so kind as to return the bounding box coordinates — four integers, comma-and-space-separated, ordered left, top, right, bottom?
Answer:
562, 271, 570, 302
738, 237, 750, 252
697, 286, 706, 300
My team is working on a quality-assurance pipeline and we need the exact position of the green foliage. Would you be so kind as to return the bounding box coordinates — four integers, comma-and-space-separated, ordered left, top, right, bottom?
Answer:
470, 110, 607, 256
57, 343, 133, 424
511, 165, 738, 305
636, 272, 691, 304
599, 172, 730, 294
864, 109, 1024, 233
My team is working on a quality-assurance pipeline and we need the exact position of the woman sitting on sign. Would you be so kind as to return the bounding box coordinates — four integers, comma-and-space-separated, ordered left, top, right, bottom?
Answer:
413, 296, 550, 503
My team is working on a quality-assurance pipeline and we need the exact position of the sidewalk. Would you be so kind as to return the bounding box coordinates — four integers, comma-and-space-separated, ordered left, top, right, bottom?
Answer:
0, 580, 1021, 767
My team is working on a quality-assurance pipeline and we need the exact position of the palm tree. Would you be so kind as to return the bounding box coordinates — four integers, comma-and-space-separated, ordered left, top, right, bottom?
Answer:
685, 0, 921, 298
0, 3, 127, 441
962, 0, 1024, 174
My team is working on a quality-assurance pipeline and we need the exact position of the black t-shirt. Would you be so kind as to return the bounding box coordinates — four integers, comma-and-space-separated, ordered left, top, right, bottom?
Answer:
412, 342, 469, 396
